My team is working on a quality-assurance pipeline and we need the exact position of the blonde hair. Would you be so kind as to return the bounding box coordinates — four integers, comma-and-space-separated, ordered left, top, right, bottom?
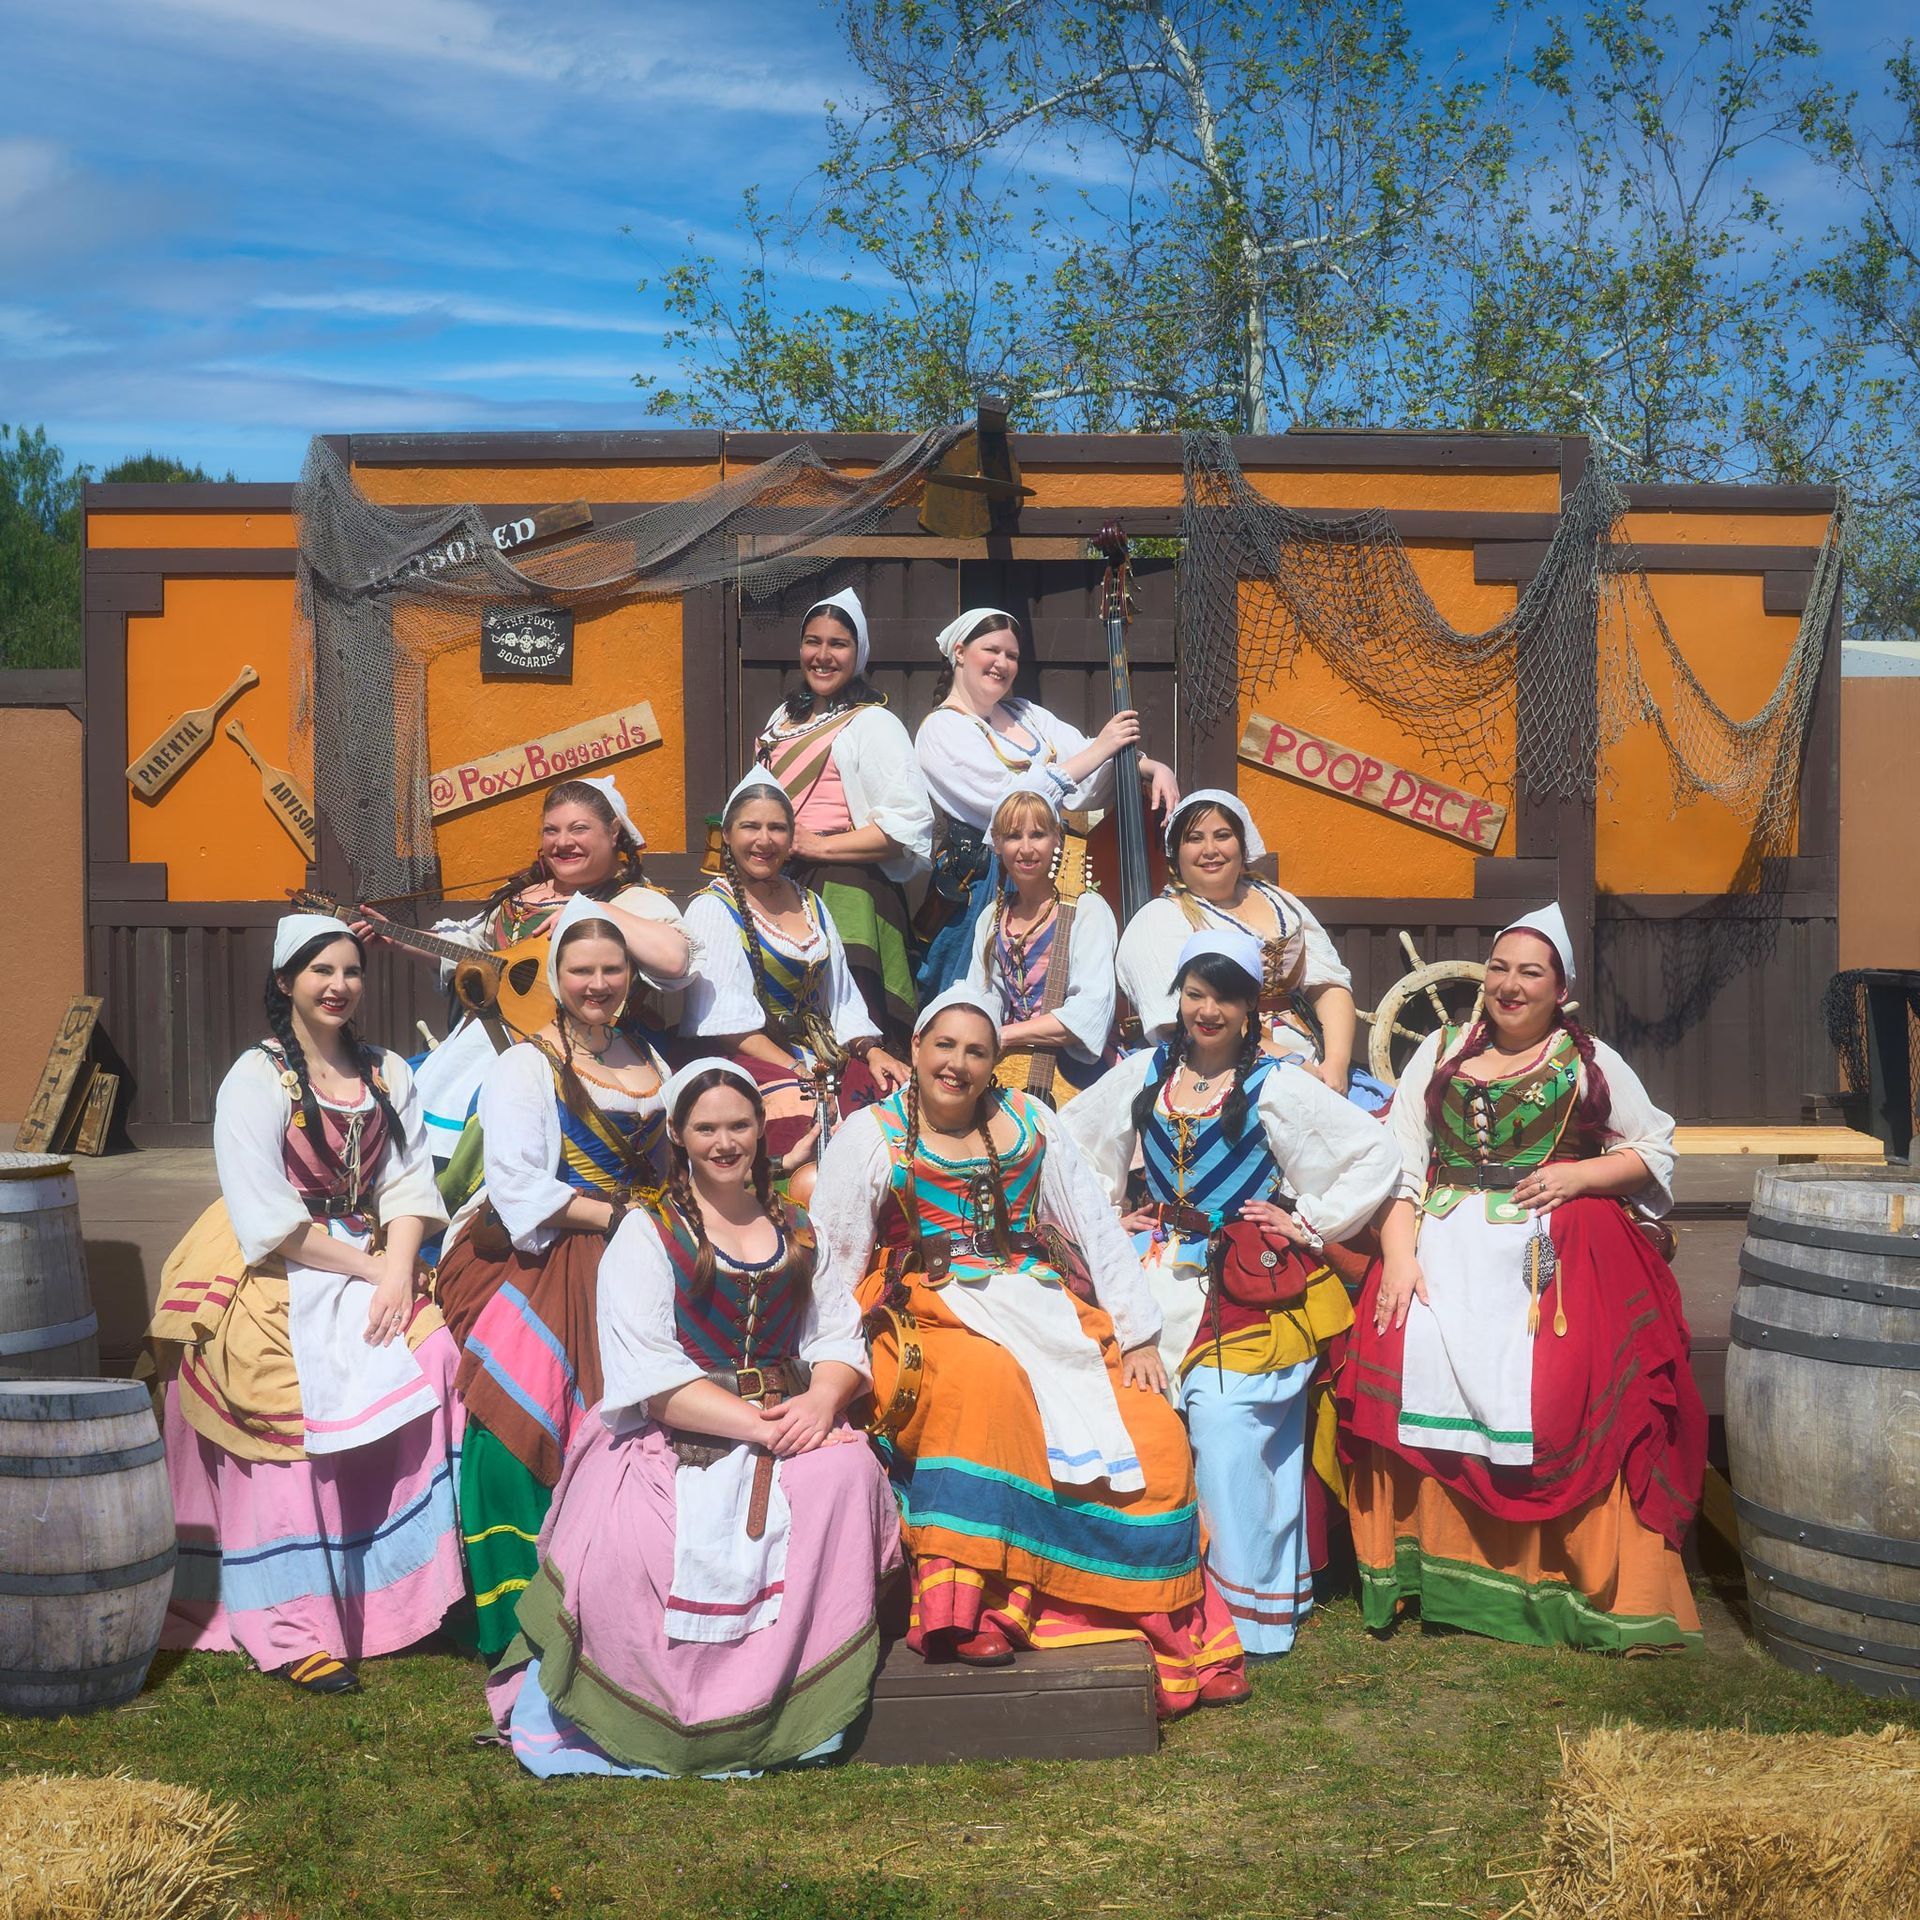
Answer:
990, 790, 1059, 845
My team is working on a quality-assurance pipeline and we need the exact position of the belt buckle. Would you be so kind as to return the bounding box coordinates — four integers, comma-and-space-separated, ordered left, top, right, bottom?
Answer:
735, 1366, 769, 1402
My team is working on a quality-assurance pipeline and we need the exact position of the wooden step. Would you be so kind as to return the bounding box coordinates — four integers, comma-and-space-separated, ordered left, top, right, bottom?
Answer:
848, 1637, 1158, 1767
1673, 1125, 1884, 1164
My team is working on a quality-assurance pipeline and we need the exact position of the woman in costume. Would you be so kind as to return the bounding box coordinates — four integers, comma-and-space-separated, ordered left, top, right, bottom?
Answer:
684, 770, 909, 1205
811, 984, 1248, 1717
1338, 905, 1706, 1652
488, 1058, 900, 1778
752, 588, 933, 1039
961, 775, 1118, 1107
360, 773, 693, 1162
1061, 928, 1401, 1655
147, 914, 462, 1694
913, 608, 1179, 997
1115, 788, 1387, 1112
433, 894, 673, 1657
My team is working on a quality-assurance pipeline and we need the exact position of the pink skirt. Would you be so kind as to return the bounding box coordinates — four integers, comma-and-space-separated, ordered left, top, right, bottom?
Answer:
488, 1420, 901, 1778
161, 1326, 466, 1671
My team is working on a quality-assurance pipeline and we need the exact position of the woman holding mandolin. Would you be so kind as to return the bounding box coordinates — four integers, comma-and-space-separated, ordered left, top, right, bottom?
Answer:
961, 775, 1117, 1108
913, 608, 1178, 997
360, 774, 694, 1161
1061, 928, 1400, 1657
432, 894, 675, 1657
683, 771, 909, 1206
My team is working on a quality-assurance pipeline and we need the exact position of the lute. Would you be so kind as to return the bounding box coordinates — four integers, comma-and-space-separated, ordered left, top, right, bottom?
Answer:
1093, 523, 1155, 921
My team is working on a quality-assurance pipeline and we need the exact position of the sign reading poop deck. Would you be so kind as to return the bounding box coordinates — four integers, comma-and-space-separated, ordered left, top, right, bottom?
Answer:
430, 702, 660, 818
481, 606, 574, 680
1239, 712, 1508, 851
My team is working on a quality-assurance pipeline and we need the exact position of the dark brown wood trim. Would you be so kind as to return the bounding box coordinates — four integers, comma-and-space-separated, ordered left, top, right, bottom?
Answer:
1299, 897, 1517, 928
84, 482, 295, 512
1796, 565, 1843, 885
679, 583, 732, 856
89, 863, 168, 903
0, 668, 83, 715
1557, 436, 1598, 989
1473, 857, 1559, 899
1594, 891, 1836, 920
83, 608, 130, 869
1623, 482, 1836, 513
1762, 572, 1812, 615
90, 901, 285, 927
349, 431, 721, 465
737, 623, 1177, 668
86, 548, 297, 578
85, 573, 166, 613
1476, 541, 1823, 584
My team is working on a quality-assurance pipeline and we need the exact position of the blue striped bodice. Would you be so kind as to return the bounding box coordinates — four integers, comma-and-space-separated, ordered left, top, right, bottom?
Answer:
1138, 1046, 1282, 1224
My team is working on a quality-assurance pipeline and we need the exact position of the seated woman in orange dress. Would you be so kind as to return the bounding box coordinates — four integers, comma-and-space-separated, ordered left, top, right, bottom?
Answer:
810, 984, 1247, 1718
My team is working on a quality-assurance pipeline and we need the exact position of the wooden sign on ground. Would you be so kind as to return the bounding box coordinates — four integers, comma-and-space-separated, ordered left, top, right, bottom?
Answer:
429, 702, 660, 819
15, 998, 103, 1153
1239, 712, 1508, 852
71, 1072, 119, 1156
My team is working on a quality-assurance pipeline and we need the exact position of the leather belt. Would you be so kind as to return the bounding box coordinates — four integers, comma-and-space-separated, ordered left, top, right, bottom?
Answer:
1147, 1201, 1216, 1240
1430, 1156, 1578, 1192
667, 1357, 812, 1537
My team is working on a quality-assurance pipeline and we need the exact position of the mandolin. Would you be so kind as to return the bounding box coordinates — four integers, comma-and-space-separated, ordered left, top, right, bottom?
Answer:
287, 889, 554, 1037
993, 833, 1097, 1109
1093, 523, 1156, 923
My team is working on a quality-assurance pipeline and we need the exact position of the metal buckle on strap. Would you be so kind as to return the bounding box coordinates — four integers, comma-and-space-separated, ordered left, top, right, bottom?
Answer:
734, 1366, 769, 1402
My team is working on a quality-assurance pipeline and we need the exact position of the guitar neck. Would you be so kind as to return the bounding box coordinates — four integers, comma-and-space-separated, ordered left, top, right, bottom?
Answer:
296, 895, 498, 972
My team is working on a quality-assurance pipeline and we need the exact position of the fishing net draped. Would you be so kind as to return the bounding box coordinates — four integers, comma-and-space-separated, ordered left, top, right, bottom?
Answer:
293, 428, 968, 902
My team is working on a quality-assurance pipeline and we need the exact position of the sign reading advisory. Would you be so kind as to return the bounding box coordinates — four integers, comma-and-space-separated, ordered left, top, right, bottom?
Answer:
1238, 712, 1508, 851
431, 702, 660, 818
481, 606, 574, 680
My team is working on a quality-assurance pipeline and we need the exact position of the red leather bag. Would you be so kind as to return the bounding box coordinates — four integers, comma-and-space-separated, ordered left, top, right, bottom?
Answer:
1210, 1222, 1316, 1309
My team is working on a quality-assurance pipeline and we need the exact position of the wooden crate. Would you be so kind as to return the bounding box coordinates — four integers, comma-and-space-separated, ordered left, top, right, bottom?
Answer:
849, 1638, 1158, 1767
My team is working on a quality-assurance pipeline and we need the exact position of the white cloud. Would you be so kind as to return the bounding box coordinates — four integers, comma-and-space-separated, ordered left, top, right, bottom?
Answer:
0, 136, 67, 216
138, 0, 545, 76
252, 289, 660, 335
0, 303, 98, 357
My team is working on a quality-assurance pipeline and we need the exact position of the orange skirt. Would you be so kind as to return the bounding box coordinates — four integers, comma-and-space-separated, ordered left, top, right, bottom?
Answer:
1347, 1441, 1701, 1652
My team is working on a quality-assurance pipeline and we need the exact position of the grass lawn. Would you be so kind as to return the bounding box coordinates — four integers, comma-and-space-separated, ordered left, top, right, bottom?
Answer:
6, 1571, 1915, 1920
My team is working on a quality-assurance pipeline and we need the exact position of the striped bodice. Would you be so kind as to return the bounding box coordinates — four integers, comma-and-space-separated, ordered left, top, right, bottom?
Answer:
654, 1205, 808, 1373
1138, 1047, 1282, 1225
550, 1073, 666, 1202
703, 880, 832, 1031
260, 1043, 390, 1216
873, 1089, 1048, 1280
1175, 881, 1309, 1027
991, 903, 1057, 1021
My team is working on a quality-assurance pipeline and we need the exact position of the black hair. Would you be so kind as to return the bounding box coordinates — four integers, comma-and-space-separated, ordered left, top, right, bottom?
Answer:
264, 930, 403, 1156
1129, 952, 1264, 1141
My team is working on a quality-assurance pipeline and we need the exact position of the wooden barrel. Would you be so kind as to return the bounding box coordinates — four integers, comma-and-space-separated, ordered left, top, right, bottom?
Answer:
0, 1378, 176, 1716
0, 1151, 98, 1379
1727, 1166, 1920, 1700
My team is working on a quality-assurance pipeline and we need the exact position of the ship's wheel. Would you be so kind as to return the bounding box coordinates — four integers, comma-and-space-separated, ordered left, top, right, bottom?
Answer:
1361, 933, 1487, 1088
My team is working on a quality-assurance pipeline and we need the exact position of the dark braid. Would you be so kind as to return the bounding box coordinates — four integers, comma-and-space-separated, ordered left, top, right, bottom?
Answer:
345, 1024, 403, 1148
1560, 1013, 1614, 1136
264, 930, 398, 1164
263, 979, 323, 1138
1130, 1024, 1189, 1138
1219, 1018, 1264, 1142
783, 673, 884, 724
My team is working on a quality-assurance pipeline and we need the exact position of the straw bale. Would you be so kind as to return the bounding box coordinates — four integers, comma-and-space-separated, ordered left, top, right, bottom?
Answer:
0, 1772, 248, 1920
1527, 1721, 1920, 1920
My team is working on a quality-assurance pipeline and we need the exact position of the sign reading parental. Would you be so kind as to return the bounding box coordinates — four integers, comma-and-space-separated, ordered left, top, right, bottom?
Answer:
1238, 712, 1508, 851
431, 702, 660, 818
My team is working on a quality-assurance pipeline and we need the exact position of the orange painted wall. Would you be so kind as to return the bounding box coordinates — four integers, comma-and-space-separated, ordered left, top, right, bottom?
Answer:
1839, 676, 1920, 969
87, 511, 296, 548
353, 463, 721, 506
125, 578, 310, 901
1017, 464, 1563, 513
0, 707, 84, 1121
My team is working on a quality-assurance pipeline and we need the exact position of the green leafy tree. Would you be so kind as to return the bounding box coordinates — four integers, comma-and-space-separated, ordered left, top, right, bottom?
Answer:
0, 424, 86, 669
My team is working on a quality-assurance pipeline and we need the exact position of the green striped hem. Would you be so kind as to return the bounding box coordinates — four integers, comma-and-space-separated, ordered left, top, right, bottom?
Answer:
1358, 1538, 1701, 1653
913, 1455, 1197, 1527
1398, 1411, 1533, 1446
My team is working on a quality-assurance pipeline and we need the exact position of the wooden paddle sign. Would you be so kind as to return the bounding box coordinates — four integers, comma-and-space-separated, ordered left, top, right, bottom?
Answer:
226, 720, 317, 857
125, 665, 259, 799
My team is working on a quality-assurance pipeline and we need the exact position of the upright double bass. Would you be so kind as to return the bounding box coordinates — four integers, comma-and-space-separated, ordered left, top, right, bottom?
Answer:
1093, 522, 1158, 923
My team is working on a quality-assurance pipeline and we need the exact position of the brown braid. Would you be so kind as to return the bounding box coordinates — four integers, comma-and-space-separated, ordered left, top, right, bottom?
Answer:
665, 1067, 801, 1304
971, 1087, 1014, 1260
1219, 1017, 1264, 1142
483, 778, 647, 920
719, 843, 775, 1019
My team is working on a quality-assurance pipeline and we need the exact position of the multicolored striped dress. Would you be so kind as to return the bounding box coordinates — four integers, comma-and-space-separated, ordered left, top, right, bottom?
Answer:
435, 1038, 668, 1656
150, 1044, 464, 1673
812, 1089, 1245, 1716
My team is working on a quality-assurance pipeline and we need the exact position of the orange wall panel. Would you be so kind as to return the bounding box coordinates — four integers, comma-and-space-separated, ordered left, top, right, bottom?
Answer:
124, 578, 309, 901
1621, 510, 1832, 548
87, 511, 297, 548
1839, 677, 1920, 969
423, 598, 689, 899
352, 463, 721, 506
1234, 543, 1519, 897
1017, 464, 1563, 513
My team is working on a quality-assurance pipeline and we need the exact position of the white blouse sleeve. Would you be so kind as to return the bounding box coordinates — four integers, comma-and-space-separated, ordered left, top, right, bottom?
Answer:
608, 884, 696, 990
1056, 893, 1118, 1062
596, 1211, 703, 1424
809, 1107, 895, 1290
915, 709, 1010, 831
963, 904, 997, 1000
1387, 1030, 1445, 1203
796, 1208, 871, 1384
1592, 1040, 1676, 1215
823, 913, 881, 1048
476, 1043, 571, 1254
1029, 705, 1112, 813
1031, 1102, 1160, 1352
372, 1052, 447, 1232
1115, 898, 1189, 1042
1273, 887, 1353, 992
213, 1050, 310, 1266
1255, 1064, 1401, 1243
426, 903, 491, 988
837, 708, 934, 880
681, 890, 765, 1039
1053, 1049, 1155, 1207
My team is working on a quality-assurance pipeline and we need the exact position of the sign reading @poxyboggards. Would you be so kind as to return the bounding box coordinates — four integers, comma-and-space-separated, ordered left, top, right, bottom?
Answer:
430, 702, 660, 818
1238, 712, 1508, 851
481, 606, 574, 680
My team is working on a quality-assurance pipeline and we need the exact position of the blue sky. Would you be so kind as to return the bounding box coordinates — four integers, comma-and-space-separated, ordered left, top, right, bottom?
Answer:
2, 0, 1910, 482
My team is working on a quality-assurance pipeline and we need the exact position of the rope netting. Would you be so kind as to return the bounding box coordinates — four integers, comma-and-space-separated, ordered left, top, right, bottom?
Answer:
293, 428, 967, 901
1175, 429, 1842, 855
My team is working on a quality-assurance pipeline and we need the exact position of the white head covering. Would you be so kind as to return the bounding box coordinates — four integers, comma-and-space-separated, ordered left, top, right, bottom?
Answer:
722, 767, 791, 820
273, 912, 354, 971
912, 983, 1004, 1040
1497, 902, 1575, 985
543, 890, 629, 999
1173, 926, 1265, 989
988, 769, 1063, 832
803, 587, 870, 676
933, 606, 1019, 664
572, 772, 643, 852
662, 1055, 760, 1122
1167, 787, 1267, 863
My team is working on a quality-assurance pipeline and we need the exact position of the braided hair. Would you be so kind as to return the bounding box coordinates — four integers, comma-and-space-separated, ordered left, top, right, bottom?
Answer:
717, 780, 798, 1020
482, 778, 647, 920
930, 611, 1019, 707
664, 1068, 799, 1306
1131, 952, 1264, 1141
1423, 940, 1613, 1137
902, 1036, 1013, 1261
549, 916, 630, 1093
264, 931, 403, 1154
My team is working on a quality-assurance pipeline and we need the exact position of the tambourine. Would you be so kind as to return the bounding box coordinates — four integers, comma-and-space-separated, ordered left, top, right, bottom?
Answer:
860, 1301, 924, 1440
